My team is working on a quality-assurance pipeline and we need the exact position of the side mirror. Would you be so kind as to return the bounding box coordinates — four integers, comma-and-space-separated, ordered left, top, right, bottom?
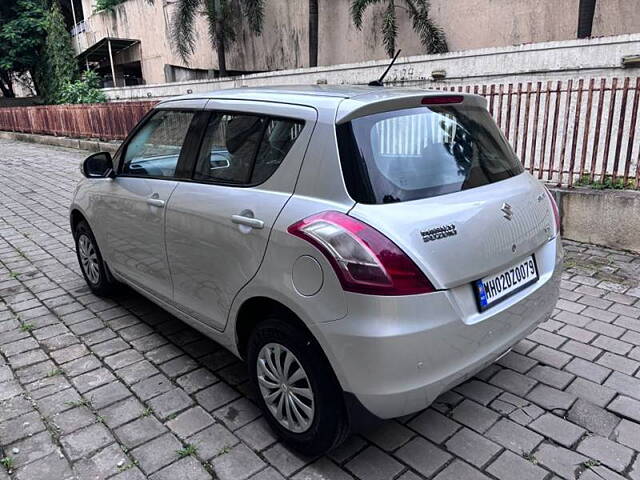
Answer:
82, 152, 114, 178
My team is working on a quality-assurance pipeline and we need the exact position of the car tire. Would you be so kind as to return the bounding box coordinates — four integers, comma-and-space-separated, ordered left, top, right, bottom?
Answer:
73, 220, 119, 296
247, 317, 349, 456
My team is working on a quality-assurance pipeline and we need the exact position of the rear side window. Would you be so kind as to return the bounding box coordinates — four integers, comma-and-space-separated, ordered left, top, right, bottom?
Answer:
122, 110, 195, 178
337, 105, 523, 204
193, 113, 303, 185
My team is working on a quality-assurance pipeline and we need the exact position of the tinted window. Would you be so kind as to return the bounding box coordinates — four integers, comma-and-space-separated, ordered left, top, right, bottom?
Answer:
252, 119, 304, 184
337, 106, 523, 204
194, 113, 303, 185
122, 110, 195, 178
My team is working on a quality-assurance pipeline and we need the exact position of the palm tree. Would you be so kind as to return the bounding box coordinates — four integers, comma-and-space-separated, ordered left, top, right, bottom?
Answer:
172, 0, 264, 78
308, 0, 318, 67
350, 0, 447, 58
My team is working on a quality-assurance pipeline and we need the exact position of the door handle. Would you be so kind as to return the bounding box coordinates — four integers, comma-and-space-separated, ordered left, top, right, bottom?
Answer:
231, 215, 264, 229
146, 198, 165, 208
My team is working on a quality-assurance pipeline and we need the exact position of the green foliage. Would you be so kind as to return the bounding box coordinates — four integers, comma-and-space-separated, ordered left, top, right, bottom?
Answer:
57, 70, 107, 104
0, 457, 14, 471
171, 0, 265, 75
176, 444, 198, 457
41, 0, 77, 103
94, 0, 126, 12
574, 174, 636, 190
0, 0, 47, 96
350, 0, 448, 58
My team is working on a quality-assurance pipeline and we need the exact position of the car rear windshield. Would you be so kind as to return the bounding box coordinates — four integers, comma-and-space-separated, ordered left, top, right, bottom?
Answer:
337, 105, 524, 204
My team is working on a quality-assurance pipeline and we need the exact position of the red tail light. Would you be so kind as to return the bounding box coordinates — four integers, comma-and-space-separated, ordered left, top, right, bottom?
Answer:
544, 186, 561, 235
288, 211, 435, 295
421, 95, 463, 105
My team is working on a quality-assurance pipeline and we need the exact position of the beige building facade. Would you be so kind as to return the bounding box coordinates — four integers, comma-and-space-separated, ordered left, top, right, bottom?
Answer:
68, 0, 640, 86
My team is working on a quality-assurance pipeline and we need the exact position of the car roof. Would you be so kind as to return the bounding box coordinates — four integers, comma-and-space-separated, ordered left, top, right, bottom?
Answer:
158, 84, 476, 104
157, 85, 486, 122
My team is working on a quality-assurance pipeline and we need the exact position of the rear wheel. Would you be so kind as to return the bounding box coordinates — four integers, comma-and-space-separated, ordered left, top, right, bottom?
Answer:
247, 317, 349, 455
74, 220, 119, 296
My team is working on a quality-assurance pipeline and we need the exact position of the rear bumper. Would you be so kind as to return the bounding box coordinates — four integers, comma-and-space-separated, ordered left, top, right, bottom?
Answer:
317, 237, 562, 419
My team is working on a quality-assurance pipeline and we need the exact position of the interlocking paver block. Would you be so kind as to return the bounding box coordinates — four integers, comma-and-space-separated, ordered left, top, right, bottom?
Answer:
13, 451, 73, 480
363, 420, 413, 452
451, 399, 500, 433
60, 422, 114, 461
149, 456, 211, 480
292, 458, 353, 480
148, 387, 194, 420
236, 417, 277, 451
408, 408, 461, 443
613, 419, 640, 451
433, 460, 490, 480
604, 371, 640, 400
526, 384, 576, 411
577, 435, 634, 472
489, 369, 537, 397
73, 443, 128, 479
528, 413, 586, 447
489, 392, 544, 425
454, 380, 502, 405
567, 398, 620, 436
115, 416, 167, 448
445, 427, 501, 467
608, 395, 640, 423
99, 396, 145, 428
8, 430, 57, 468
166, 406, 214, 439
131, 432, 182, 475
487, 450, 547, 480
211, 443, 266, 480
395, 437, 452, 478
176, 367, 218, 394
534, 443, 588, 480
486, 417, 543, 454
0, 410, 45, 445
187, 423, 238, 460
263, 442, 313, 476
566, 377, 617, 407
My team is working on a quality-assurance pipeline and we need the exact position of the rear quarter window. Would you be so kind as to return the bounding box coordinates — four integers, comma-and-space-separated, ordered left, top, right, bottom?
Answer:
337, 105, 523, 204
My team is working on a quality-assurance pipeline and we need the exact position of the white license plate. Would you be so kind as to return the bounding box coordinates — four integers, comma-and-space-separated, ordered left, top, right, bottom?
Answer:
473, 255, 539, 311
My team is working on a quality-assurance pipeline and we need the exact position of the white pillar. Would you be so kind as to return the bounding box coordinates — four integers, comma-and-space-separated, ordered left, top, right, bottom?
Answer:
107, 39, 117, 87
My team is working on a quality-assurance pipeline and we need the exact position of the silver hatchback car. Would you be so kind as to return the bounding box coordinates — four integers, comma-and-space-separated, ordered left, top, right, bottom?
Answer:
71, 85, 562, 454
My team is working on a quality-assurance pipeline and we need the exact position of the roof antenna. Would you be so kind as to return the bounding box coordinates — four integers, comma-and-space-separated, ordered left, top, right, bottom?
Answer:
369, 49, 401, 87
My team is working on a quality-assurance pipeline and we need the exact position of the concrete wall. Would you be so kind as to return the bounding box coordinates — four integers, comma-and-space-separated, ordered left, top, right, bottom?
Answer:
553, 187, 640, 254
74, 0, 640, 84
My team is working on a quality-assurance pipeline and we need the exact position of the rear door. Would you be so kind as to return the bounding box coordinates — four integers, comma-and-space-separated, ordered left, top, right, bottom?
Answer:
165, 101, 317, 331
337, 98, 555, 291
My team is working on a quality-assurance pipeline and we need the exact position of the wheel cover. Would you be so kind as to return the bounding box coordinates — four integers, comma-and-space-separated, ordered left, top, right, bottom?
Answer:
257, 343, 315, 433
78, 234, 100, 285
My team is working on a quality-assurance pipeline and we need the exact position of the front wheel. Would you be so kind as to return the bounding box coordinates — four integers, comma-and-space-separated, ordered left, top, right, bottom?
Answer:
247, 318, 349, 455
74, 220, 119, 296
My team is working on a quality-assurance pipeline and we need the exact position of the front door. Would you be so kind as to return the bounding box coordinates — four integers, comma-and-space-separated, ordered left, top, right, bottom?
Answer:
165, 103, 316, 330
95, 109, 197, 301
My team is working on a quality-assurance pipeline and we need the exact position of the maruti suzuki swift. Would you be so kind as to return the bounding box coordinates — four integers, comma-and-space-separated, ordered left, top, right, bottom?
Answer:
70, 85, 562, 455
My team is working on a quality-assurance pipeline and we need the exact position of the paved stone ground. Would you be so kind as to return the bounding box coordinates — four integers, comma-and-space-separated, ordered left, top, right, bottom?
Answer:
1, 138, 640, 480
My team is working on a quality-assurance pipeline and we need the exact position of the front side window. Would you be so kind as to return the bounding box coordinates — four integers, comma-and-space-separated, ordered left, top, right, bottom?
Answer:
337, 105, 523, 203
122, 110, 195, 178
193, 112, 304, 185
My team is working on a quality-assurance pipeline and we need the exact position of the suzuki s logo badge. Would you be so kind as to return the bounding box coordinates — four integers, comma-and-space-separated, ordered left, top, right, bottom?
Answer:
421, 224, 457, 243
501, 202, 513, 221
